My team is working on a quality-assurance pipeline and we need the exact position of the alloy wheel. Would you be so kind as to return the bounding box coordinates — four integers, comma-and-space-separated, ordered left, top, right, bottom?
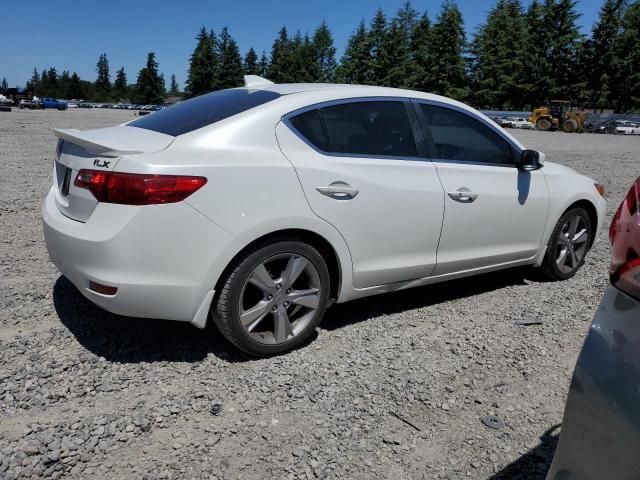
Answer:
239, 253, 321, 345
555, 214, 590, 274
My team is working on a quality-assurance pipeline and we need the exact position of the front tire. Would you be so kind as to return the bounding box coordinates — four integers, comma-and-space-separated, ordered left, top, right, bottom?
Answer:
536, 118, 552, 131
539, 207, 593, 280
213, 240, 330, 356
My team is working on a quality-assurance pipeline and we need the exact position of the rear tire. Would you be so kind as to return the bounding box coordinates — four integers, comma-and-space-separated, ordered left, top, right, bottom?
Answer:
539, 207, 593, 280
213, 240, 330, 356
563, 119, 578, 133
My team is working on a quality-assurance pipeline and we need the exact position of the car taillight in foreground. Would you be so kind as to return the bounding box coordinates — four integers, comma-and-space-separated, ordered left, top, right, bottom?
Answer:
609, 177, 640, 299
74, 170, 207, 205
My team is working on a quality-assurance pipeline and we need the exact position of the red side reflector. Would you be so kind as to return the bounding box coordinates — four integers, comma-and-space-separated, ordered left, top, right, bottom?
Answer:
74, 170, 207, 205
89, 281, 118, 296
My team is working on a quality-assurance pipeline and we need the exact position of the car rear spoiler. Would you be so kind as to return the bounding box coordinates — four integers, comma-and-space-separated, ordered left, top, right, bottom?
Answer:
54, 128, 143, 157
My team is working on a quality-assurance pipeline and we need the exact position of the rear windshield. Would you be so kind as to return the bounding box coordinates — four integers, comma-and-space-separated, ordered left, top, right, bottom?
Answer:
129, 89, 281, 136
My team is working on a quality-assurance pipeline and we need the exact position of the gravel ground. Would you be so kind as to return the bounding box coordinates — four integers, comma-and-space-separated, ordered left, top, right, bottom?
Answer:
0, 108, 636, 480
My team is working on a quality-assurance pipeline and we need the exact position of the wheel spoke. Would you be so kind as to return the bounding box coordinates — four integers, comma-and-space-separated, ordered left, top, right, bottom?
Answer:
569, 248, 579, 268
287, 288, 320, 309
557, 233, 570, 244
568, 216, 580, 237
573, 228, 588, 244
273, 308, 294, 343
241, 301, 270, 331
281, 256, 309, 287
248, 264, 276, 293
556, 247, 569, 267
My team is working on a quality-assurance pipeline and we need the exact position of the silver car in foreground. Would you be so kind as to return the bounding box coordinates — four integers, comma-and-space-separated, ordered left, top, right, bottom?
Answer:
547, 177, 640, 479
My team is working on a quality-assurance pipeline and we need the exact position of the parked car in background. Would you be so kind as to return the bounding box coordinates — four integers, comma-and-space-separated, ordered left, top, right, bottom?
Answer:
19, 99, 33, 109
615, 122, 640, 135
42, 98, 68, 110
67, 102, 78, 109
512, 117, 535, 129
547, 177, 640, 480
42, 78, 606, 356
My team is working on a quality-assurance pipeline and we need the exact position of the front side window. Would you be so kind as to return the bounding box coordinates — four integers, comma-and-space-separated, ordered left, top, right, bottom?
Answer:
419, 104, 513, 165
289, 100, 418, 158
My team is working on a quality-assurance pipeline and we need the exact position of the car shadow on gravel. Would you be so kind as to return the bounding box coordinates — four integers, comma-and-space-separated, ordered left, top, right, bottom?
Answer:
321, 268, 534, 330
54, 267, 533, 364
52, 276, 255, 364
489, 424, 559, 479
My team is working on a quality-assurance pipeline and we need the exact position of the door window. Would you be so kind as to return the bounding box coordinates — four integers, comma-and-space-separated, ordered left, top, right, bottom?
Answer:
419, 104, 513, 165
289, 101, 418, 158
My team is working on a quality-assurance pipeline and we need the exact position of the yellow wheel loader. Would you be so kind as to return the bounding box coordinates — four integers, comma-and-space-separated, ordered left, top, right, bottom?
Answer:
529, 100, 589, 133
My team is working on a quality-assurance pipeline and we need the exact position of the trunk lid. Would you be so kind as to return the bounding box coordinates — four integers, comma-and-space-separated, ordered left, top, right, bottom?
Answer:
52, 125, 174, 222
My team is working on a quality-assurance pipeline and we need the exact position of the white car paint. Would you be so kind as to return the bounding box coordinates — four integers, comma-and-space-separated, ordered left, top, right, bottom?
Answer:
615, 122, 640, 135
42, 82, 606, 329
511, 118, 535, 129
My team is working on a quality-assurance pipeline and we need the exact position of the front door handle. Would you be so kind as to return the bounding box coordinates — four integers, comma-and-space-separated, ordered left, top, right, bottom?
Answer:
316, 182, 359, 200
448, 189, 478, 202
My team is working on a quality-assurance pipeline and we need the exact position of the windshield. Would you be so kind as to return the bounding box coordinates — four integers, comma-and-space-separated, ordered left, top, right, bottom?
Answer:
129, 88, 281, 137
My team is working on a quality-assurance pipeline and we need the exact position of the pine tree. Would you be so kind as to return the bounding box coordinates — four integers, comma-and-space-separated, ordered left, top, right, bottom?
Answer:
169, 74, 179, 95
132, 52, 165, 104
429, 1, 469, 100
368, 9, 389, 85
410, 13, 434, 91
336, 20, 371, 84
312, 21, 337, 82
589, 0, 626, 108
26, 68, 40, 92
1, 78, 8, 93
58, 71, 71, 99
615, 1, 640, 110
258, 51, 269, 77
67, 72, 86, 99
244, 47, 259, 75
217, 27, 244, 89
381, 4, 417, 88
292, 32, 319, 82
46, 68, 59, 98
522, 0, 551, 107
95, 53, 111, 99
113, 67, 128, 100
186, 27, 218, 97
268, 27, 296, 83
39, 69, 48, 96
470, 0, 528, 109
545, 0, 583, 100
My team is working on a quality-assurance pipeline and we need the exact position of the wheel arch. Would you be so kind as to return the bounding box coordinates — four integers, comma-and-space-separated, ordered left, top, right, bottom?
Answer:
213, 228, 344, 304
564, 199, 599, 249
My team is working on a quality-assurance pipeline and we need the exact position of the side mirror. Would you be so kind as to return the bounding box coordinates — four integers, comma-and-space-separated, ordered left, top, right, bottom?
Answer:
520, 149, 544, 171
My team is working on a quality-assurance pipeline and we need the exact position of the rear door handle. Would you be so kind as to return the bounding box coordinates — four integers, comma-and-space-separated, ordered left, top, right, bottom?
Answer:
448, 189, 478, 202
316, 182, 359, 200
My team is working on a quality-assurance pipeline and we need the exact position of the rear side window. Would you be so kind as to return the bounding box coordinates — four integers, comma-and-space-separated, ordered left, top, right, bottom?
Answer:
419, 104, 513, 164
129, 89, 281, 137
289, 109, 329, 151
289, 101, 418, 158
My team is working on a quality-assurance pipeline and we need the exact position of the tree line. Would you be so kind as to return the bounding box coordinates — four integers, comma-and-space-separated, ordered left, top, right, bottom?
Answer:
9, 0, 640, 111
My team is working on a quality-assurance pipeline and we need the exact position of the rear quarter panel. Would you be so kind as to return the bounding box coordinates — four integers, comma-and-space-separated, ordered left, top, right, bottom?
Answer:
115, 110, 355, 303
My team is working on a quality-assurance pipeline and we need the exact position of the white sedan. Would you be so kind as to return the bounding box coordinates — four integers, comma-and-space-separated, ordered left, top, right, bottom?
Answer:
42, 76, 606, 355
511, 117, 535, 129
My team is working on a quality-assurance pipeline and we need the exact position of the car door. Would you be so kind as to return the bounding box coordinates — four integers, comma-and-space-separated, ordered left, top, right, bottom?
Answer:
413, 101, 549, 276
276, 98, 445, 288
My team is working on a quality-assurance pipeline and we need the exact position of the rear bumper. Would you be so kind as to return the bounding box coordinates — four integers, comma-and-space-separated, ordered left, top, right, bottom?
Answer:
547, 286, 640, 480
42, 187, 241, 323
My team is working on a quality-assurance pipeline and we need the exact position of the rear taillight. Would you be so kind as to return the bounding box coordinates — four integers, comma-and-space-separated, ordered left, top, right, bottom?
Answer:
74, 170, 207, 205
609, 177, 640, 299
